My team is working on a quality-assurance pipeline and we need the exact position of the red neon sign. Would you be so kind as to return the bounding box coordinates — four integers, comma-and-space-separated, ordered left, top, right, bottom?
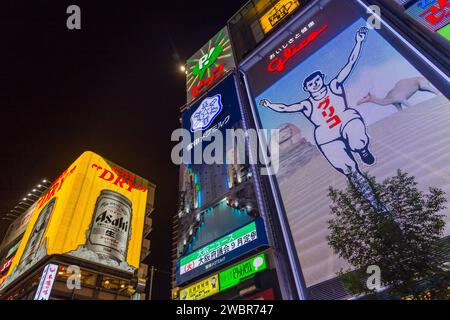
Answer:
192, 62, 225, 99
268, 24, 329, 73
419, 0, 450, 25
0, 255, 15, 274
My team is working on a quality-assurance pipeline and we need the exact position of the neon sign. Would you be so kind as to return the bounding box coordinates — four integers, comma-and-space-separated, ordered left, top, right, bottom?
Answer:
405, 0, 450, 38
186, 27, 235, 104
268, 24, 329, 73
259, 0, 300, 34
190, 94, 223, 132
219, 253, 268, 291
0, 256, 15, 274
418, 0, 449, 25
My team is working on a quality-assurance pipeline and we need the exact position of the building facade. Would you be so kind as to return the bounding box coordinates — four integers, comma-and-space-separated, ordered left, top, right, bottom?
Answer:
0, 151, 156, 300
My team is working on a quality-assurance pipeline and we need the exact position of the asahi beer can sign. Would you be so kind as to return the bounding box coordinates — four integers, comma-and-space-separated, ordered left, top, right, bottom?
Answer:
87, 190, 132, 263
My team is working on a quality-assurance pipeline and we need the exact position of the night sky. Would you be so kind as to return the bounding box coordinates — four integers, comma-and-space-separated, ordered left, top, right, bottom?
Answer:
0, 0, 246, 299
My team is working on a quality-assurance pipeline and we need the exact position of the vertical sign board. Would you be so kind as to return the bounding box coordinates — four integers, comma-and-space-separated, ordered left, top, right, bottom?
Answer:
34, 264, 58, 300
182, 74, 243, 164
176, 218, 269, 285
186, 27, 236, 104
178, 74, 255, 258
243, 0, 450, 295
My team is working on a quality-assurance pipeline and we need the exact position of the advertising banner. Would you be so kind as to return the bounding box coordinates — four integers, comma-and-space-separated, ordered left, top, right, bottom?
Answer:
34, 263, 58, 300
219, 253, 268, 291
0, 256, 14, 274
0, 202, 36, 251
182, 74, 242, 159
244, 0, 450, 292
0, 256, 15, 286
404, 0, 450, 36
176, 218, 269, 285
186, 26, 236, 104
177, 73, 256, 263
179, 274, 220, 300
1, 151, 153, 291
259, 0, 301, 34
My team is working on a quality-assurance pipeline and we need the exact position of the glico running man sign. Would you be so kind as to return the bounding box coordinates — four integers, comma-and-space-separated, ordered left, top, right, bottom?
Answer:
241, 0, 450, 296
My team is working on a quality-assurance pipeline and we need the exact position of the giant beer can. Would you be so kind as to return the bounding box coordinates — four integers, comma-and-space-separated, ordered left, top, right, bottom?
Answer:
87, 190, 132, 263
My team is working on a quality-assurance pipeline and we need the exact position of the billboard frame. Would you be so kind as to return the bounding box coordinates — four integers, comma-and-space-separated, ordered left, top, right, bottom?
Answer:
238, 0, 450, 300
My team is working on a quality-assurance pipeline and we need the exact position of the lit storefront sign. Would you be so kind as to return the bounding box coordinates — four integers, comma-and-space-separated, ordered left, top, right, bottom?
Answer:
186, 27, 236, 104
34, 264, 59, 300
179, 274, 219, 300
176, 218, 269, 285
259, 0, 300, 34
219, 253, 268, 291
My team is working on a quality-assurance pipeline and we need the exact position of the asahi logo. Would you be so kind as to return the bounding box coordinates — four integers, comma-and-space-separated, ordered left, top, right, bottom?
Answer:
95, 210, 129, 232
87, 190, 132, 263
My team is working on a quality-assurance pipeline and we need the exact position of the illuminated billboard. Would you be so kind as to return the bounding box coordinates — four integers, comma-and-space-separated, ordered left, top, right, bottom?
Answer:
182, 74, 243, 162
404, 0, 450, 40
219, 253, 268, 291
179, 274, 219, 300
177, 253, 268, 299
177, 74, 256, 262
176, 218, 269, 285
186, 27, 236, 104
34, 264, 58, 300
0, 203, 36, 251
243, 0, 450, 295
1, 151, 154, 290
259, 0, 300, 34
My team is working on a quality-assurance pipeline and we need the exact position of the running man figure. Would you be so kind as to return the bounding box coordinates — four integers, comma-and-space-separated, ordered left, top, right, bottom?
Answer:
261, 27, 385, 212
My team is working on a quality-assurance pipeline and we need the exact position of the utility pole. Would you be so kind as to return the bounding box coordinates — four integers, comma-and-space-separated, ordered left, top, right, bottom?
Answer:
148, 266, 155, 300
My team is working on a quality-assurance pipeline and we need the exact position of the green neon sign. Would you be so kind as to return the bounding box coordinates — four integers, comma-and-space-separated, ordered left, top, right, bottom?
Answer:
186, 27, 235, 104
437, 24, 450, 41
219, 253, 268, 291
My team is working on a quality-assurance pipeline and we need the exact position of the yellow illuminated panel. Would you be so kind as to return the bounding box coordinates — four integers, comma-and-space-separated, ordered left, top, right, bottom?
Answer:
259, 0, 300, 34
1, 151, 153, 290
179, 274, 219, 300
